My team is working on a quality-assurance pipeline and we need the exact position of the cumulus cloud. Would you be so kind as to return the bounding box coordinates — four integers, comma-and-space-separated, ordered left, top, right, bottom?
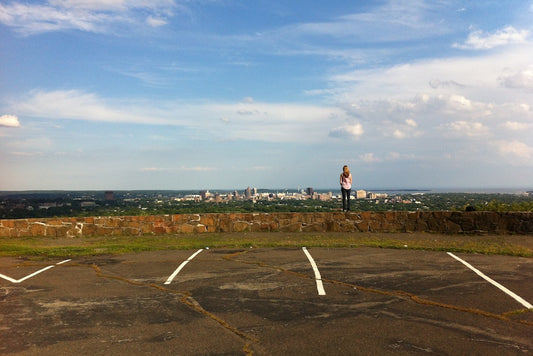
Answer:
405, 119, 417, 127
329, 123, 363, 140
382, 118, 421, 140
332, 43, 533, 108
497, 140, 533, 161
504, 121, 530, 131
444, 121, 489, 137
0, 114, 20, 127
453, 26, 529, 50
393, 129, 406, 139
326, 42, 533, 165
499, 65, 533, 91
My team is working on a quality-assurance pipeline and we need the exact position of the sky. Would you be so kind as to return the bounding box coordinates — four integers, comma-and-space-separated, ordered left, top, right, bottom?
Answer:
1, 0, 533, 191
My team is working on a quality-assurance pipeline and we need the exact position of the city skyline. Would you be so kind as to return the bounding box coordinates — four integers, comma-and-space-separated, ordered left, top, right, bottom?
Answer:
1, 1, 533, 190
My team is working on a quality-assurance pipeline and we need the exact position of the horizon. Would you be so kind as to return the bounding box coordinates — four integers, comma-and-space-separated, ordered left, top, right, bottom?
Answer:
1, 1, 533, 190
2, 187, 532, 195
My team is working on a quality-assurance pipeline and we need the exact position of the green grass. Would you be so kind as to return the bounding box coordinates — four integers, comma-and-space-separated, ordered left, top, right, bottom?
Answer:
0, 232, 531, 259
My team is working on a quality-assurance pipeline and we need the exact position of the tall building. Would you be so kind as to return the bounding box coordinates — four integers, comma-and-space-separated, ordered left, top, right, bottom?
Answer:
306, 187, 314, 196
245, 186, 252, 198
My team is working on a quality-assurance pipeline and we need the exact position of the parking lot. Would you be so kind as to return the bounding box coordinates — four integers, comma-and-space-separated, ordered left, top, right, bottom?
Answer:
1, 247, 532, 355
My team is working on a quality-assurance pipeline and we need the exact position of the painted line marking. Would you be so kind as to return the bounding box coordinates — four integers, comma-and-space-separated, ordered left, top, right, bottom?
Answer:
302, 247, 326, 296
164, 249, 204, 285
0, 259, 71, 284
447, 252, 533, 309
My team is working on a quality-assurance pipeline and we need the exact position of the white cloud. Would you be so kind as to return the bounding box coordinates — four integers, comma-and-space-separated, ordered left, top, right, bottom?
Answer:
0, 114, 20, 127
329, 123, 363, 140
444, 121, 489, 137
146, 15, 167, 27
180, 166, 216, 172
332, 43, 533, 106
0, 2, 115, 34
0, 0, 174, 35
15, 89, 153, 124
10, 151, 43, 157
50, 0, 126, 10
359, 153, 380, 163
383, 118, 421, 140
11, 89, 348, 144
327, 43, 533, 151
291, 0, 452, 42
504, 121, 530, 131
453, 26, 529, 50
405, 119, 417, 127
500, 65, 533, 91
393, 129, 406, 139
497, 140, 533, 161
387, 152, 416, 161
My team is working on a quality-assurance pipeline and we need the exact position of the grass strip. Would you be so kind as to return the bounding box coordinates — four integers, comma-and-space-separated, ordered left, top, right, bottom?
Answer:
0, 232, 531, 259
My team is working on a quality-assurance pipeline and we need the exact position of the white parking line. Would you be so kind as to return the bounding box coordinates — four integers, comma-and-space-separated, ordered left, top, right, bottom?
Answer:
447, 252, 533, 310
164, 249, 204, 285
0, 259, 71, 284
302, 247, 326, 296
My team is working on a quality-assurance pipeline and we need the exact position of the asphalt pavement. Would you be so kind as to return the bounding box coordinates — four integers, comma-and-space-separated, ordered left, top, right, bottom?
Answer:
1, 247, 532, 355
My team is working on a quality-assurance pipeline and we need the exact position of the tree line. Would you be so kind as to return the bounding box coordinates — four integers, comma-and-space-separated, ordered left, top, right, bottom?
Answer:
1, 193, 532, 219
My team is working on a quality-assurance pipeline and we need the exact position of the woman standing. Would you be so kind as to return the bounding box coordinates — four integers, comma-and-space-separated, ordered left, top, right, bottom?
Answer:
340, 165, 352, 211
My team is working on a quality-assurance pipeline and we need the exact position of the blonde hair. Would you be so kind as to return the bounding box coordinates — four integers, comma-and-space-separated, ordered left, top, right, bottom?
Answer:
342, 165, 350, 177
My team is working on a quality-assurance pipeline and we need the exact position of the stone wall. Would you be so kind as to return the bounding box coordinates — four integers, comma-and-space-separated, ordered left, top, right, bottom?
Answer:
0, 211, 532, 238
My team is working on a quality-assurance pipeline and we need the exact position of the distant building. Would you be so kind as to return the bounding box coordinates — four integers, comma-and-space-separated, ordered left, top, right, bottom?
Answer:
104, 191, 114, 201
356, 190, 367, 199
306, 187, 314, 196
245, 187, 252, 198
367, 192, 388, 199
316, 193, 331, 201
39, 202, 58, 209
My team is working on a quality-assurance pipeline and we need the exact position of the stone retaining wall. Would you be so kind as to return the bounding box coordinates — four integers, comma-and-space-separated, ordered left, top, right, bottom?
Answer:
0, 211, 532, 238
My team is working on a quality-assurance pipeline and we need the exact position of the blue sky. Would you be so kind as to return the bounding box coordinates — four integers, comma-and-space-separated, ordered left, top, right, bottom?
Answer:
1, 0, 533, 191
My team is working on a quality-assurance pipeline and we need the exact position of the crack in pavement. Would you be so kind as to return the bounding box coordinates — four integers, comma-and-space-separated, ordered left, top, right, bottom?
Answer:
223, 250, 533, 327
84, 262, 260, 356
